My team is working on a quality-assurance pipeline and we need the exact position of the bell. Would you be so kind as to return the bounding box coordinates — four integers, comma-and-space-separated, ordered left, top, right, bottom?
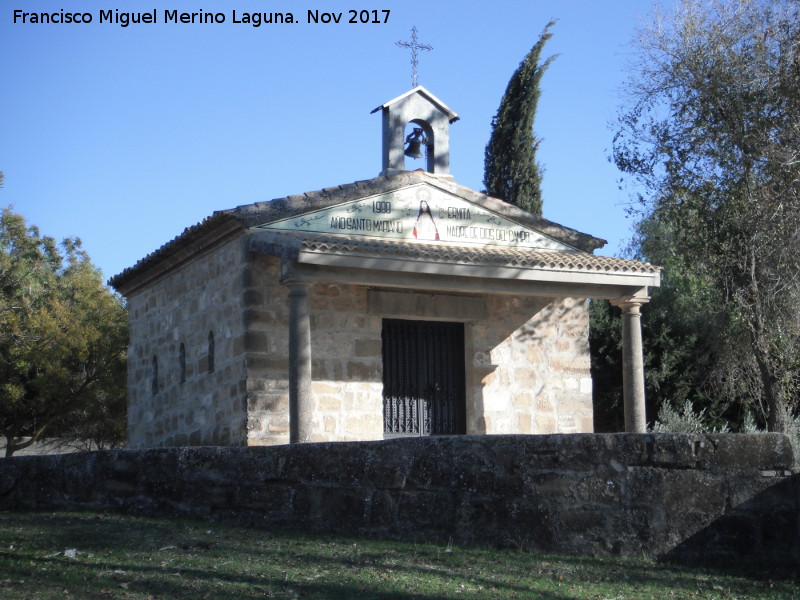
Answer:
404, 140, 424, 159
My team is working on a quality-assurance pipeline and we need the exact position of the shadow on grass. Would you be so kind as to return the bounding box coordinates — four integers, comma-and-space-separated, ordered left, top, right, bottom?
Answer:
1, 511, 797, 600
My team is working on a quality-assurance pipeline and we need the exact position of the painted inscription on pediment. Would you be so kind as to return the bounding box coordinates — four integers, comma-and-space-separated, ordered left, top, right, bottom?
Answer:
254, 183, 574, 251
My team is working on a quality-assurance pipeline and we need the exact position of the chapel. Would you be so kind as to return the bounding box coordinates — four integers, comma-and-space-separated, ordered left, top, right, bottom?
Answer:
110, 86, 660, 448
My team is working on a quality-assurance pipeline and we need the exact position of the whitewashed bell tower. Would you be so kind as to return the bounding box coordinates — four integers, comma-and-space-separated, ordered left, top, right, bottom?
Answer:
371, 86, 459, 178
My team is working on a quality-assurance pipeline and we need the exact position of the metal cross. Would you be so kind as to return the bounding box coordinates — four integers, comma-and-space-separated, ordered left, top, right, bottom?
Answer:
396, 26, 432, 88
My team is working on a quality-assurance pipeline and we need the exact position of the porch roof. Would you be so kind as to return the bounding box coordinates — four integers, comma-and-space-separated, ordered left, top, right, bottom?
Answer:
249, 230, 661, 299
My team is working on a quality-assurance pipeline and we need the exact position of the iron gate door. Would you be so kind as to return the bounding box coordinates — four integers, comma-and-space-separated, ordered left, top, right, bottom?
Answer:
382, 319, 466, 436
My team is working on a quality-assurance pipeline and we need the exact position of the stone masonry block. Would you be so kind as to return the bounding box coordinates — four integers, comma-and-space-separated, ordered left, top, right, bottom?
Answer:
318, 395, 343, 412
355, 339, 382, 357
346, 360, 381, 382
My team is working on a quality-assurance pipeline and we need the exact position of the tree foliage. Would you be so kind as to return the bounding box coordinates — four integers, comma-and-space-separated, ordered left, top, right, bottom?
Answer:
483, 21, 557, 215
590, 219, 729, 431
0, 207, 127, 456
612, 0, 800, 432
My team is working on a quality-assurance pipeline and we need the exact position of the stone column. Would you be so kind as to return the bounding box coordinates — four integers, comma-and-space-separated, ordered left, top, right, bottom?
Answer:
613, 297, 649, 433
288, 283, 313, 443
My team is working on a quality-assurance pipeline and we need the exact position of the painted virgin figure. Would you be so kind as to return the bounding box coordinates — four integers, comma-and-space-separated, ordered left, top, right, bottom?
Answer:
412, 200, 440, 241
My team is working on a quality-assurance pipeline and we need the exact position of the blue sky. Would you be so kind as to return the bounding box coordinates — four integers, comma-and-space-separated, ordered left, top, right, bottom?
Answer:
1, 0, 664, 283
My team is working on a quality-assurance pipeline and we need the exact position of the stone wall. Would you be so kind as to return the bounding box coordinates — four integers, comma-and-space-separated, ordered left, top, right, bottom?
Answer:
469, 296, 593, 435
126, 237, 250, 448
309, 283, 383, 441
1, 434, 796, 567
241, 254, 291, 445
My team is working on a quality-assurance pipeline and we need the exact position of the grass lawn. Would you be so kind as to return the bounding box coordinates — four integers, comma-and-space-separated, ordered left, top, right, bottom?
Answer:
0, 511, 797, 599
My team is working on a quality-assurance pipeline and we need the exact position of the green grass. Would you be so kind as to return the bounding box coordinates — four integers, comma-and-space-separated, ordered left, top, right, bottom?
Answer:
0, 511, 797, 599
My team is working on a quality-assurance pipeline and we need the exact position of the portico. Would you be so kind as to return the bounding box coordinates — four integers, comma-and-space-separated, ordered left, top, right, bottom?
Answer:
255, 186, 659, 440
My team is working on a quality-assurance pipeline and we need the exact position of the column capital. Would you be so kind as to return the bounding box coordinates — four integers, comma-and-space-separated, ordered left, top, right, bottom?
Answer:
280, 257, 320, 288
287, 281, 311, 296
611, 295, 650, 314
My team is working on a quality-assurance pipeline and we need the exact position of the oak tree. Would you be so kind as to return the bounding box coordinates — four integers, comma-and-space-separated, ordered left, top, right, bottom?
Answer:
613, 0, 800, 432
0, 207, 127, 455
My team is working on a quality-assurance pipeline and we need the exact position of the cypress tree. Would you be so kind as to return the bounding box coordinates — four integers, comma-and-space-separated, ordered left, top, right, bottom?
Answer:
483, 21, 556, 215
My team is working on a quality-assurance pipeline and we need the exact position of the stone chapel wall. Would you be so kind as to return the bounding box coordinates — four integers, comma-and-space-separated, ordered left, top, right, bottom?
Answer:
245, 271, 385, 446
243, 254, 292, 446
128, 242, 593, 448
126, 238, 249, 448
471, 296, 593, 435
243, 285, 594, 444
308, 283, 385, 441
366, 291, 593, 438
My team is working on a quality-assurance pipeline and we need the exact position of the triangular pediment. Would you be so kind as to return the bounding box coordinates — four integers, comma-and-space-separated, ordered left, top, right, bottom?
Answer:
252, 182, 576, 252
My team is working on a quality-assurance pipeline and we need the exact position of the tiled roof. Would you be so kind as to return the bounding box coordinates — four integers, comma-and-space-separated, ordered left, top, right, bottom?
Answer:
108, 214, 242, 292
267, 231, 659, 275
